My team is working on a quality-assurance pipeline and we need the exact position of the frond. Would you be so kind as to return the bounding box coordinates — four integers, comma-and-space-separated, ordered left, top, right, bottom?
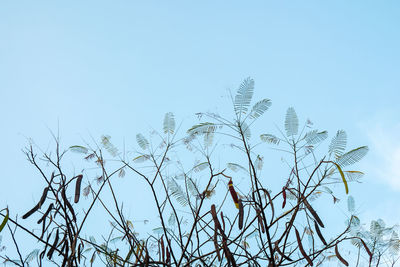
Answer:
69, 145, 89, 154
347, 196, 355, 213
227, 163, 248, 173
204, 131, 214, 148
260, 134, 280, 145
304, 130, 328, 145
193, 162, 209, 173
240, 121, 251, 140
249, 99, 271, 119
329, 130, 347, 158
101, 135, 119, 157
254, 155, 263, 170
285, 107, 299, 137
344, 171, 364, 182
163, 112, 175, 135
168, 179, 188, 206
132, 154, 150, 163
234, 77, 254, 116
187, 122, 218, 136
336, 146, 369, 167
186, 177, 199, 197
136, 134, 149, 150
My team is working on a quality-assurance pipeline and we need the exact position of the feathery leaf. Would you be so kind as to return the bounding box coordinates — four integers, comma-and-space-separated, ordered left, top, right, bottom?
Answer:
163, 112, 175, 134
285, 107, 298, 137
234, 77, 254, 116
249, 99, 271, 119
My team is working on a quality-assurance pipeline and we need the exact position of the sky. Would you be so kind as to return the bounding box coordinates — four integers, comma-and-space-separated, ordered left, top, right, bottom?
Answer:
1, 0, 400, 264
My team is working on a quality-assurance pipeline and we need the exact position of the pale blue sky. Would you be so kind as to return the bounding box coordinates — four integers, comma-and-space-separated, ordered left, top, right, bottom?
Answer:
1, 0, 400, 263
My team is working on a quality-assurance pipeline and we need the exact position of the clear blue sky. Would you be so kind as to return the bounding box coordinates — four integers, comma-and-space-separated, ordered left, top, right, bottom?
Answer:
1, 0, 400, 263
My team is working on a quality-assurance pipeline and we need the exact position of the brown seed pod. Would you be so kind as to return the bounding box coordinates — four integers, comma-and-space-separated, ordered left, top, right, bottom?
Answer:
220, 211, 226, 232
61, 187, 76, 222
303, 196, 324, 228
358, 238, 372, 262
228, 180, 240, 209
160, 236, 165, 262
22, 187, 49, 219
238, 199, 244, 230
295, 227, 313, 266
256, 208, 265, 233
314, 220, 327, 246
335, 242, 349, 266
282, 187, 287, 209
74, 175, 83, 203
274, 241, 293, 261
37, 203, 53, 224
47, 229, 59, 260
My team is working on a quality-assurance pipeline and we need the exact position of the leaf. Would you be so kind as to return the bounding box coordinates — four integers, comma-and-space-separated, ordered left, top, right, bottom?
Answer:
168, 179, 188, 206
240, 121, 251, 140
260, 134, 280, 145
332, 162, 349, 194
193, 162, 208, 173
337, 146, 369, 167
227, 163, 248, 173
304, 130, 328, 145
204, 131, 214, 147
329, 130, 347, 158
254, 155, 263, 170
0, 208, 9, 233
25, 249, 40, 263
187, 122, 218, 136
69, 145, 89, 154
163, 112, 175, 134
234, 77, 254, 116
101, 135, 119, 157
347, 195, 355, 213
344, 171, 364, 182
285, 107, 299, 137
132, 154, 150, 163
136, 134, 149, 150
249, 99, 271, 119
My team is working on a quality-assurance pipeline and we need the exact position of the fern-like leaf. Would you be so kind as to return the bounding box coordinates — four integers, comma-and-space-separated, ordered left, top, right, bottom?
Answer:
304, 130, 328, 145
329, 130, 347, 158
136, 134, 149, 150
347, 196, 355, 213
187, 122, 218, 136
234, 77, 254, 116
285, 107, 298, 137
227, 163, 248, 173
249, 99, 271, 119
163, 112, 175, 134
260, 134, 280, 145
168, 179, 188, 206
337, 146, 369, 167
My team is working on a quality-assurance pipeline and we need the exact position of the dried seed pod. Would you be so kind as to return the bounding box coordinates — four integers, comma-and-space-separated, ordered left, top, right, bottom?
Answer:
160, 236, 165, 263
314, 220, 327, 246
335, 242, 349, 266
22, 187, 49, 219
74, 175, 83, 203
211, 205, 222, 232
303, 196, 324, 228
256, 208, 265, 233
295, 227, 313, 266
359, 238, 372, 262
47, 229, 59, 260
61, 187, 76, 222
228, 179, 240, 209
282, 187, 287, 209
166, 246, 170, 264
220, 211, 226, 232
238, 199, 244, 230
274, 242, 293, 261
37, 203, 53, 224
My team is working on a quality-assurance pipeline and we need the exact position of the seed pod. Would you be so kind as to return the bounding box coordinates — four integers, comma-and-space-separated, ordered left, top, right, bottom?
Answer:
282, 187, 287, 209
295, 227, 313, 266
238, 199, 244, 230
228, 179, 239, 209
74, 175, 83, 203
47, 229, 59, 260
335, 242, 349, 266
37, 203, 53, 224
61, 187, 76, 222
256, 208, 265, 233
303, 197, 324, 228
220, 211, 226, 232
211, 205, 222, 232
22, 187, 49, 219
314, 220, 327, 246
274, 242, 293, 261
160, 236, 165, 263
359, 238, 372, 262
166, 247, 170, 264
